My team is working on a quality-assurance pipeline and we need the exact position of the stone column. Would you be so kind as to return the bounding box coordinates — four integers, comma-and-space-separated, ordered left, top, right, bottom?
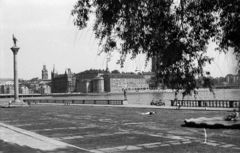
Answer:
11, 46, 20, 102
10, 46, 27, 106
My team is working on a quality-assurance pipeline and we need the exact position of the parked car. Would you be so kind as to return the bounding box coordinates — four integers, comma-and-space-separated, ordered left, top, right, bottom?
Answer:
150, 99, 165, 106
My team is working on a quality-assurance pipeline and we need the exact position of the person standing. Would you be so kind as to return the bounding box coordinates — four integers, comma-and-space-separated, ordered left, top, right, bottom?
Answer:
194, 89, 198, 100
8, 100, 12, 106
123, 89, 127, 100
174, 91, 179, 100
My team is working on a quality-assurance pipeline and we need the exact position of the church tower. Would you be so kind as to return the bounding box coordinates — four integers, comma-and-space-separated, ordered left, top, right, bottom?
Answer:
42, 65, 48, 80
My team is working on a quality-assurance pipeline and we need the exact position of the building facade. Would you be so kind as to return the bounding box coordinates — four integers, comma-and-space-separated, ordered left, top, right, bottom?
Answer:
75, 70, 149, 93
19, 86, 30, 94
0, 78, 14, 94
75, 69, 105, 93
39, 84, 51, 94
92, 76, 104, 93
102, 73, 149, 92
225, 74, 240, 85
51, 68, 76, 93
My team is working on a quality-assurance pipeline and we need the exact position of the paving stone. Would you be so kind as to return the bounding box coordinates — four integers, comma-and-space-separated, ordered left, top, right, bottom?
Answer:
218, 142, 226, 145
99, 133, 112, 136
207, 140, 216, 142
148, 134, 162, 137
59, 135, 84, 140
125, 145, 142, 151
68, 127, 77, 129
221, 144, 236, 148
137, 142, 162, 146
144, 145, 159, 148
171, 142, 182, 145
89, 150, 103, 153
166, 135, 185, 140
99, 119, 111, 122
105, 145, 142, 152
161, 144, 170, 146
123, 122, 144, 125
194, 139, 203, 142
232, 147, 240, 150
184, 136, 197, 139
165, 140, 178, 143
205, 142, 219, 146
98, 147, 117, 152
132, 131, 145, 135
14, 123, 43, 127
180, 139, 190, 141
114, 131, 129, 135
85, 134, 97, 138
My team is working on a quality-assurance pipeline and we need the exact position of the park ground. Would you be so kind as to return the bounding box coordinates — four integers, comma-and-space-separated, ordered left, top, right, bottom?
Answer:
0, 103, 240, 153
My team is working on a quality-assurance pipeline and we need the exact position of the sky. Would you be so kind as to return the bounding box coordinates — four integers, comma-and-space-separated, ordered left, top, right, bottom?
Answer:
0, 0, 238, 80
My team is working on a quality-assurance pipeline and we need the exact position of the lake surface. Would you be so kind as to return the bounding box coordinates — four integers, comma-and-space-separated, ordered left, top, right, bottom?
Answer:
55, 89, 240, 106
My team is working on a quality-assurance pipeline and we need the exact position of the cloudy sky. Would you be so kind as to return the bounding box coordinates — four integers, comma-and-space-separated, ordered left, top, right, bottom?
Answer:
0, 0, 238, 80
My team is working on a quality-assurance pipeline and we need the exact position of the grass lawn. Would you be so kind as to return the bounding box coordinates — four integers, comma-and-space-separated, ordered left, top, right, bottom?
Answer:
0, 105, 240, 153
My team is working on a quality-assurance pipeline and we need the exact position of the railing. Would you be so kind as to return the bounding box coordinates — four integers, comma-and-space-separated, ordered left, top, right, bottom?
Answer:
23, 99, 125, 105
171, 100, 240, 108
0, 94, 43, 98
215, 85, 240, 89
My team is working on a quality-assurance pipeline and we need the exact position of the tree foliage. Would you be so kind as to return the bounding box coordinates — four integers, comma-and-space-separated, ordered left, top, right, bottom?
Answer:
72, 0, 240, 95
111, 69, 120, 74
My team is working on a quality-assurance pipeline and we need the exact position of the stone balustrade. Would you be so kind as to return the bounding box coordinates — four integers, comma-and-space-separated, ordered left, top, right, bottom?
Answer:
23, 99, 126, 105
171, 100, 240, 108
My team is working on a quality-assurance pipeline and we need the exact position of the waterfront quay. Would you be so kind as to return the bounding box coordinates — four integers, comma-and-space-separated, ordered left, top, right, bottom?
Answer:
0, 93, 43, 98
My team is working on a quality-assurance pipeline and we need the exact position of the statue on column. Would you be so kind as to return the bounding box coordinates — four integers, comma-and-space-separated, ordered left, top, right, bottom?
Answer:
13, 34, 18, 46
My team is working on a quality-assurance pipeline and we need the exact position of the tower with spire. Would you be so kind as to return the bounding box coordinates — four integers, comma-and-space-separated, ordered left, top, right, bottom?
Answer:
42, 65, 48, 80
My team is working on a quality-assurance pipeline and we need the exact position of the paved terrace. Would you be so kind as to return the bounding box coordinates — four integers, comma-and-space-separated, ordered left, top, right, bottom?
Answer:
0, 101, 240, 153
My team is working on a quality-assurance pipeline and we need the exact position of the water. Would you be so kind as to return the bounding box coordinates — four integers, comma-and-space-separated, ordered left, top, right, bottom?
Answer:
57, 89, 240, 106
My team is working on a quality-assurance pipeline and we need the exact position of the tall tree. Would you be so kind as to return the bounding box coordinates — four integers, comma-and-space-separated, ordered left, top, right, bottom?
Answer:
72, 0, 240, 95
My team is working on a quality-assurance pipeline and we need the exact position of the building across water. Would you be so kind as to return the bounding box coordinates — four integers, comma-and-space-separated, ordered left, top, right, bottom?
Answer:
0, 78, 14, 94
102, 73, 149, 92
74, 69, 149, 93
2, 62, 239, 95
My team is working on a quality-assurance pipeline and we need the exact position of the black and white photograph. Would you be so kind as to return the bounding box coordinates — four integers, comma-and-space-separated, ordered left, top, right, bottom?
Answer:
0, 0, 240, 152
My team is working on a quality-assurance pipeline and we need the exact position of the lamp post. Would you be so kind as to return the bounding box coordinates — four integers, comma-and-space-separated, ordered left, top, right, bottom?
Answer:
10, 35, 27, 106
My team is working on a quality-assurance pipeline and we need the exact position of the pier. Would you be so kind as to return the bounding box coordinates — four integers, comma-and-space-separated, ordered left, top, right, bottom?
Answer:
171, 100, 240, 108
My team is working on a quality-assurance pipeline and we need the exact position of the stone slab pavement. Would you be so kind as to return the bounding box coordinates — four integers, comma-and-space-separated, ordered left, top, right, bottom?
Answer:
0, 123, 92, 153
